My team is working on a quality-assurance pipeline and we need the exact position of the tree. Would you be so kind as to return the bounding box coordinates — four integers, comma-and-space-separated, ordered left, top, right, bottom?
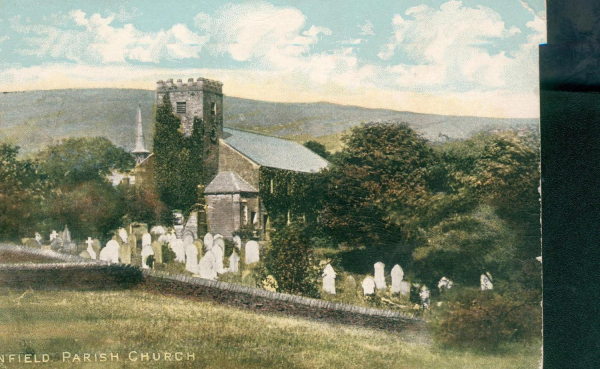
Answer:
303, 140, 330, 159
36, 137, 135, 187
0, 144, 43, 240
153, 96, 204, 215
320, 122, 434, 251
262, 223, 319, 297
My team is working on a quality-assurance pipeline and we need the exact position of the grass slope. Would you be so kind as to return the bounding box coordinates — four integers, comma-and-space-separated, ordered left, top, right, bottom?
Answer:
0, 288, 541, 368
0, 89, 537, 154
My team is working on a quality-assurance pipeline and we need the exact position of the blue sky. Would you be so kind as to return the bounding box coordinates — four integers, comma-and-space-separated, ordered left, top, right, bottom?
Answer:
0, 0, 546, 118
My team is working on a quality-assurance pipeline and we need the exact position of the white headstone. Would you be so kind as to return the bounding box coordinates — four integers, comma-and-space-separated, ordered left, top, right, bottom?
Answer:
170, 238, 186, 263
62, 226, 72, 244
142, 233, 152, 248
374, 262, 386, 290
214, 237, 225, 251
199, 251, 217, 280
212, 243, 225, 273
34, 232, 42, 244
322, 264, 336, 294
203, 233, 214, 251
481, 273, 493, 291
362, 277, 376, 295
391, 264, 404, 294
49, 230, 58, 241
150, 226, 166, 235
85, 237, 97, 260
420, 286, 431, 308
233, 236, 242, 250
99, 240, 120, 263
158, 234, 169, 244
118, 228, 128, 244
169, 231, 178, 244
229, 251, 240, 273
185, 243, 199, 273
245, 241, 260, 264
438, 276, 453, 291
214, 234, 224, 241
141, 245, 154, 269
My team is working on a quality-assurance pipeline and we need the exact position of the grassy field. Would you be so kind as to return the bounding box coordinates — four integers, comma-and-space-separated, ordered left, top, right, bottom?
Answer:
0, 288, 541, 368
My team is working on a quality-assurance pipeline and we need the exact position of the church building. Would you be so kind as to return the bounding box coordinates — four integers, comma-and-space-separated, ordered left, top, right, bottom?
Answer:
133, 77, 329, 240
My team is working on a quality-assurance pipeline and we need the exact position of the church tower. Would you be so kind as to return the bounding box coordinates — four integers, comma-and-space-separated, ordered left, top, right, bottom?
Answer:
132, 103, 150, 165
155, 77, 224, 185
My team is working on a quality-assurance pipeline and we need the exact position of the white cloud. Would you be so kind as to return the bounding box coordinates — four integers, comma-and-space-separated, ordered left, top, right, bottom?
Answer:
10, 10, 208, 64
379, 1, 544, 92
358, 20, 375, 35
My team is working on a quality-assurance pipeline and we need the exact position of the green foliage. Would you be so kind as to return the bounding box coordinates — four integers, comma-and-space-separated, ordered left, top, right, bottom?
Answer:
321, 122, 434, 250
262, 223, 320, 297
153, 96, 204, 215
303, 140, 330, 159
118, 183, 172, 228
0, 144, 44, 240
232, 224, 258, 242
161, 243, 176, 264
36, 137, 135, 186
431, 286, 541, 350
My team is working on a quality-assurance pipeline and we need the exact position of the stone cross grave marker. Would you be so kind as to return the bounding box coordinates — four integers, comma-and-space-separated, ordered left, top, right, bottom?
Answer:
245, 241, 260, 264
480, 273, 493, 291
141, 245, 154, 269
322, 264, 336, 294
362, 277, 376, 295
374, 262, 386, 290
49, 230, 58, 241
229, 251, 240, 273
204, 233, 214, 251
233, 236, 242, 250
391, 264, 404, 294
99, 240, 120, 263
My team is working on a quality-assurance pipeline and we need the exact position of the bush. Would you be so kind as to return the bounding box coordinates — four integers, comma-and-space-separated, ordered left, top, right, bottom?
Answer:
161, 244, 176, 264
431, 287, 541, 351
262, 223, 320, 297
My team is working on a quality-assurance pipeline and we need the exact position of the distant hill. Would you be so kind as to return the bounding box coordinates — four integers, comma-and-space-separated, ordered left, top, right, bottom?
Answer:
0, 89, 538, 155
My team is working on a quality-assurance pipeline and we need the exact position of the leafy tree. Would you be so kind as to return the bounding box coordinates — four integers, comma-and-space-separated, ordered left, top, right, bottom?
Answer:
0, 144, 43, 240
36, 137, 135, 187
118, 184, 172, 228
303, 140, 330, 159
153, 96, 204, 215
262, 223, 320, 297
320, 122, 434, 251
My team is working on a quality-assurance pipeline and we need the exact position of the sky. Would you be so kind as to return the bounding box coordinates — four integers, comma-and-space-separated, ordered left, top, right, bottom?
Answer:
0, 0, 546, 118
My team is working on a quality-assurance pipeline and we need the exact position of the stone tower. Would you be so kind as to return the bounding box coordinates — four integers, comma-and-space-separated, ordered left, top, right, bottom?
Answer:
132, 103, 150, 165
155, 77, 224, 185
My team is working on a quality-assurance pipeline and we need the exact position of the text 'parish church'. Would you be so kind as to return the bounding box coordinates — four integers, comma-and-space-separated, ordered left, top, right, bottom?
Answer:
133, 77, 329, 240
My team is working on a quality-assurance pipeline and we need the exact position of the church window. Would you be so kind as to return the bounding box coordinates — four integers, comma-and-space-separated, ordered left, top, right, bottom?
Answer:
176, 102, 186, 113
211, 102, 217, 116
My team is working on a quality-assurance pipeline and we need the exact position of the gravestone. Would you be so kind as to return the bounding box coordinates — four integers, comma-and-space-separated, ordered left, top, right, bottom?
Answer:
118, 228, 128, 244
204, 233, 214, 251
151, 241, 163, 264
214, 234, 224, 241
214, 237, 225, 251
62, 225, 72, 245
50, 235, 62, 250
85, 238, 97, 260
245, 241, 260, 264
141, 233, 152, 248
362, 277, 376, 295
233, 236, 242, 250
374, 262, 386, 290
158, 234, 169, 245
119, 239, 132, 264
150, 225, 166, 235
420, 286, 430, 309
229, 251, 240, 273
128, 234, 137, 256
199, 251, 217, 280
480, 273, 493, 291
23, 238, 40, 248
185, 243, 199, 273
168, 231, 178, 245
91, 239, 101, 257
391, 264, 404, 294
322, 264, 336, 294
170, 238, 185, 263
212, 243, 225, 273
345, 275, 357, 291
399, 281, 410, 296
49, 230, 58, 242
79, 249, 91, 259
99, 240, 120, 263
34, 232, 42, 245
438, 277, 453, 291
141, 245, 154, 269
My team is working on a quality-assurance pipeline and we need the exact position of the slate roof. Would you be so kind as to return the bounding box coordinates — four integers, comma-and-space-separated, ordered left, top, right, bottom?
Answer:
222, 128, 329, 173
205, 172, 258, 194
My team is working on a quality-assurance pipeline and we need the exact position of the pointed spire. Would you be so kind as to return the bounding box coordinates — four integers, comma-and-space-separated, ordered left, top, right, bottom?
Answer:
132, 103, 150, 164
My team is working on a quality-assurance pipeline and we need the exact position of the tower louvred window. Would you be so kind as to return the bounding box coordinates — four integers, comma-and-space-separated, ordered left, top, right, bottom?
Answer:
177, 102, 186, 114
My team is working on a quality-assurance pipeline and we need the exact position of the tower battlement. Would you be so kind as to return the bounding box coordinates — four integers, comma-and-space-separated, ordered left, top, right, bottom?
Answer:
156, 77, 223, 95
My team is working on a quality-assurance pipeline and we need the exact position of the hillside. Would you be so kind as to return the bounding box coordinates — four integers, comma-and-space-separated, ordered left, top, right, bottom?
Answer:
0, 89, 538, 154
